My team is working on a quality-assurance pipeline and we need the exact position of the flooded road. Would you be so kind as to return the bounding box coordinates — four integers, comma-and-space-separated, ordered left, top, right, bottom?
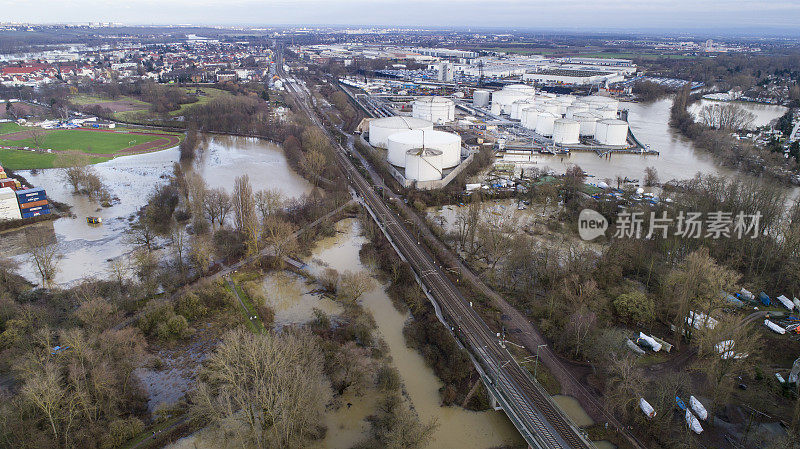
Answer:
0, 136, 310, 285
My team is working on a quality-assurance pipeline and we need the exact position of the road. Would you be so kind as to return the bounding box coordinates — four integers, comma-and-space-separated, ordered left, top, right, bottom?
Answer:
277, 54, 594, 449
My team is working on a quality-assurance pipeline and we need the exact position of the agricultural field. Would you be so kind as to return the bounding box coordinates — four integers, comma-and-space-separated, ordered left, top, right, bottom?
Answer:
0, 126, 182, 169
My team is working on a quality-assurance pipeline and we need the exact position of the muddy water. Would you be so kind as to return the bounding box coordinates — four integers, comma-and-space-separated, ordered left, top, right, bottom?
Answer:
259, 271, 342, 329
0, 137, 310, 285
525, 98, 728, 183
304, 219, 525, 449
688, 99, 788, 130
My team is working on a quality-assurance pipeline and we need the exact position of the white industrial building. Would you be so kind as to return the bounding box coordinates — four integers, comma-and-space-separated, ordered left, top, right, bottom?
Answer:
523, 68, 624, 87
472, 89, 490, 107
368, 116, 434, 149
412, 96, 455, 124
438, 62, 454, 82
386, 129, 462, 168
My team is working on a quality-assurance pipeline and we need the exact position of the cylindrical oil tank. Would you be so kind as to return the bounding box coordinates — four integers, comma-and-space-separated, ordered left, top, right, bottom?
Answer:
369, 117, 433, 149
511, 98, 537, 120
504, 84, 536, 96
595, 107, 618, 119
535, 112, 558, 137
491, 90, 530, 115
573, 111, 600, 136
405, 148, 443, 182
552, 118, 581, 145
584, 95, 619, 111
386, 129, 462, 168
540, 101, 561, 116
595, 119, 629, 145
412, 96, 455, 124
473, 89, 490, 107
566, 105, 590, 119
521, 106, 543, 129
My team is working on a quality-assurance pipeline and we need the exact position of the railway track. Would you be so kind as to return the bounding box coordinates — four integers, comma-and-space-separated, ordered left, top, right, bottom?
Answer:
278, 63, 594, 448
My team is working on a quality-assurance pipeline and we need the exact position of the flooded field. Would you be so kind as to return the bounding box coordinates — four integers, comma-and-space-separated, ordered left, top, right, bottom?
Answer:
259, 271, 343, 329
688, 99, 788, 130
167, 218, 525, 449
0, 136, 310, 285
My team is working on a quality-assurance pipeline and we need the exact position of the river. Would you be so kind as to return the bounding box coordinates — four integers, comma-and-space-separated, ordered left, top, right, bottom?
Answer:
521, 97, 788, 184
0, 136, 311, 286
688, 99, 788, 130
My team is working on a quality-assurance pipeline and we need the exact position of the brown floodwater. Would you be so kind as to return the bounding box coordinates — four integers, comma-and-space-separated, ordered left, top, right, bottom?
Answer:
259, 271, 343, 329
0, 136, 310, 286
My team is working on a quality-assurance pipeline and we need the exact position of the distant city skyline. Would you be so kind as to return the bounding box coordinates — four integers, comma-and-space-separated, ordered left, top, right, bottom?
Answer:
2, 0, 800, 36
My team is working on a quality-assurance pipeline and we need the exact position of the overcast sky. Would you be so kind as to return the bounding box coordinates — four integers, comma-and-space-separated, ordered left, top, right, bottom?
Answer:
2, 0, 799, 35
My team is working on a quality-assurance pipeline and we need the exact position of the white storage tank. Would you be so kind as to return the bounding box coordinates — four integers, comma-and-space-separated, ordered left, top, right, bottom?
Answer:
413, 96, 455, 124
535, 112, 558, 137
566, 105, 590, 119
491, 89, 530, 115
386, 129, 462, 168
595, 119, 629, 145
510, 98, 537, 120
521, 106, 543, 130
552, 118, 580, 145
405, 148, 444, 182
595, 107, 618, 119
585, 95, 619, 111
573, 111, 600, 136
0, 187, 21, 221
368, 116, 434, 149
473, 89, 490, 108
504, 84, 536, 96
540, 101, 561, 117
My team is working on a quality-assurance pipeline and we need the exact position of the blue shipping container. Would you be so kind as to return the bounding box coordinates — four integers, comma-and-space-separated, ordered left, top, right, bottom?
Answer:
18, 194, 46, 202
16, 187, 46, 197
20, 205, 50, 213
21, 210, 51, 219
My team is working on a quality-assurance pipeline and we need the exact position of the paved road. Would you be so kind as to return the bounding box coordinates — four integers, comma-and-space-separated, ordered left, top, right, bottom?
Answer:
279, 62, 594, 449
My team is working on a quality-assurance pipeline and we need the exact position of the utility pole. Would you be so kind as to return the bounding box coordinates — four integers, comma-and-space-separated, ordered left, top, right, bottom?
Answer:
534, 344, 547, 380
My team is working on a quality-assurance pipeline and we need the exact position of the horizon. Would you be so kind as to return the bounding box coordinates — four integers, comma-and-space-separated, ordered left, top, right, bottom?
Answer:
2, 0, 800, 38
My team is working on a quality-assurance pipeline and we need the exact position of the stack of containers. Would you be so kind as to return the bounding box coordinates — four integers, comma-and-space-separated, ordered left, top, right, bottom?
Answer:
0, 178, 21, 190
0, 187, 22, 220
16, 187, 50, 218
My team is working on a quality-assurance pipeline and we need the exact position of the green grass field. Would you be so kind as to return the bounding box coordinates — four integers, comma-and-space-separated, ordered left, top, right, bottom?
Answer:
0, 127, 183, 170
0, 122, 22, 135
0, 129, 164, 154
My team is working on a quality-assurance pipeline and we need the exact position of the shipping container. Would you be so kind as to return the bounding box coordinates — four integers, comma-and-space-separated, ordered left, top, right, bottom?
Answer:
19, 199, 48, 209
15, 187, 46, 199
21, 209, 50, 219
0, 172, 6, 179
0, 179, 16, 190
21, 205, 50, 213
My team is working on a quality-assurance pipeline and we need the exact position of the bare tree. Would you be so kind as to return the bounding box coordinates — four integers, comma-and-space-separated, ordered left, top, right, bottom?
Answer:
336, 270, 375, 304
189, 328, 332, 449
301, 149, 327, 189
643, 166, 660, 187
25, 228, 61, 287
107, 258, 129, 288
29, 127, 47, 149
254, 189, 284, 223
700, 103, 756, 130
261, 215, 298, 264
203, 187, 232, 229
232, 175, 256, 232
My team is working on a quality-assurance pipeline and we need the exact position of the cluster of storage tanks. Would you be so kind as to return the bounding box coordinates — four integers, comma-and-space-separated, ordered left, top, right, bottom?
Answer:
477, 85, 629, 146
368, 116, 462, 182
